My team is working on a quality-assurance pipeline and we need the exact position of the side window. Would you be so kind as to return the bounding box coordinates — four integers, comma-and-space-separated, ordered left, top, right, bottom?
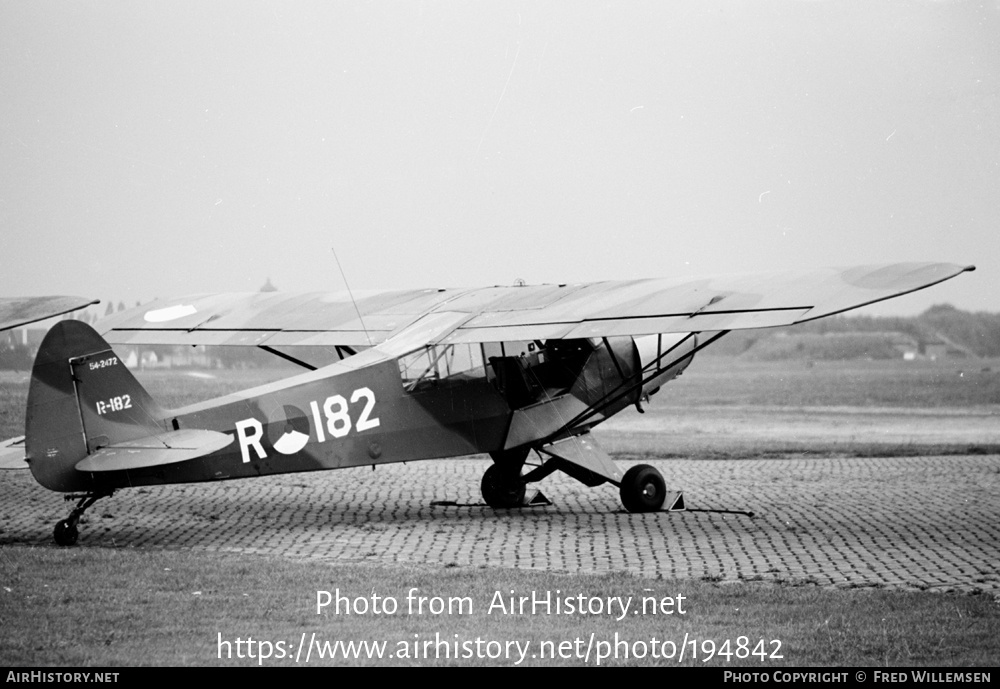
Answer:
399, 347, 436, 386
399, 344, 487, 390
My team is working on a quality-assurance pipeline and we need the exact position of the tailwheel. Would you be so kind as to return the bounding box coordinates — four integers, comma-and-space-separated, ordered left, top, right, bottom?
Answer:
481, 463, 526, 508
53, 519, 79, 547
52, 490, 112, 546
620, 464, 666, 513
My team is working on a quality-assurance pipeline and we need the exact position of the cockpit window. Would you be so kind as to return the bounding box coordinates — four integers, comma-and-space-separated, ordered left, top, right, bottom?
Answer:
399, 343, 487, 391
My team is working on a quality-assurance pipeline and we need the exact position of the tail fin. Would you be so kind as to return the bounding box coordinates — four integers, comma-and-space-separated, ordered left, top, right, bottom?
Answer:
26, 320, 165, 491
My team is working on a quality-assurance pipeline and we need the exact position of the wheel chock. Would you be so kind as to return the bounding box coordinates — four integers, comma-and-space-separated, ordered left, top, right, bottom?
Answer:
523, 489, 552, 507
661, 491, 685, 511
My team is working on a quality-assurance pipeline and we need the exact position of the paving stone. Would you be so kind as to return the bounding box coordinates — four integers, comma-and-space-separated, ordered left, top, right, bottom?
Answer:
1, 454, 997, 592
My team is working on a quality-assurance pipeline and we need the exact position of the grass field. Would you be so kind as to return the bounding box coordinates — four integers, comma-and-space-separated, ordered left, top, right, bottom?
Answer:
1, 357, 997, 666
1, 546, 997, 667
663, 356, 1000, 408
598, 358, 1000, 457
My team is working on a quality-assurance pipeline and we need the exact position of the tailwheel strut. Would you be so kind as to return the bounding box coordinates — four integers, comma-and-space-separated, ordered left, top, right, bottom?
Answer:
54, 490, 112, 546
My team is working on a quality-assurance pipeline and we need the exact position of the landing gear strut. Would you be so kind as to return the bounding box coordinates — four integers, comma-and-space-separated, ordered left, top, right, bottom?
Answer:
53, 491, 112, 546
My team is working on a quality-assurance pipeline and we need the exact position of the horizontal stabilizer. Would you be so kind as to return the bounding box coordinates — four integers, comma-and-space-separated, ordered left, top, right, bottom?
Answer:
75, 428, 233, 473
0, 436, 27, 470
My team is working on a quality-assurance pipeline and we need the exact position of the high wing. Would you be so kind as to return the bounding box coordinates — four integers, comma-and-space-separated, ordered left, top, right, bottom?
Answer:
95, 263, 974, 350
0, 296, 99, 332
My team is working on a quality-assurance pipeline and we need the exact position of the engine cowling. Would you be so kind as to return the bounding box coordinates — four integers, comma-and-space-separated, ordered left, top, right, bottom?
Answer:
494, 333, 698, 448
557, 333, 697, 420
633, 332, 698, 399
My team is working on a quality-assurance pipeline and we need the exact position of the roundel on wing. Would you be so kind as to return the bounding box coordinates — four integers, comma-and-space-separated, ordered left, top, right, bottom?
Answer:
267, 404, 311, 455
143, 304, 198, 322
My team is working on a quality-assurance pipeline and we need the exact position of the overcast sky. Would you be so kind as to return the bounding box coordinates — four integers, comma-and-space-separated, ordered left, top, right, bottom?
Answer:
1, 0, 997, 316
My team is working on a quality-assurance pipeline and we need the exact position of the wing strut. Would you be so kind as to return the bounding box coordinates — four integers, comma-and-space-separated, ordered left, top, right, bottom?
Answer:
258, 345, 318, 370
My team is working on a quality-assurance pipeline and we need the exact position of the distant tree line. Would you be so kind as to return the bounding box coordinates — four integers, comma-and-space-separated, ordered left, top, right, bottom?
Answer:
700, 304, 1000, 359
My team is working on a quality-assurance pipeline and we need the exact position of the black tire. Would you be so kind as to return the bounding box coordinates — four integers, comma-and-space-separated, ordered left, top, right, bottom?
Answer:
481, 464, 526, 508
620, 464, 666, 513
53, 519, 79, 547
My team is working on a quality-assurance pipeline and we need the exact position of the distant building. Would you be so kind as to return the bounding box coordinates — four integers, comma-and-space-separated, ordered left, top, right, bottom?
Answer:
920, 335, 972, 360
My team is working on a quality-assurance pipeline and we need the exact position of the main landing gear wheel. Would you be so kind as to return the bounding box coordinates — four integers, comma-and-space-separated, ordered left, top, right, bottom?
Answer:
53, 519, 79, 547
620, 464, 666, 513
481, 464, 526, 508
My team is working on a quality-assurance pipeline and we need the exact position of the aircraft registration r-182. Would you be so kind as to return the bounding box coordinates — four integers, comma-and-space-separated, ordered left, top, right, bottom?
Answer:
0, 262, 974, 545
